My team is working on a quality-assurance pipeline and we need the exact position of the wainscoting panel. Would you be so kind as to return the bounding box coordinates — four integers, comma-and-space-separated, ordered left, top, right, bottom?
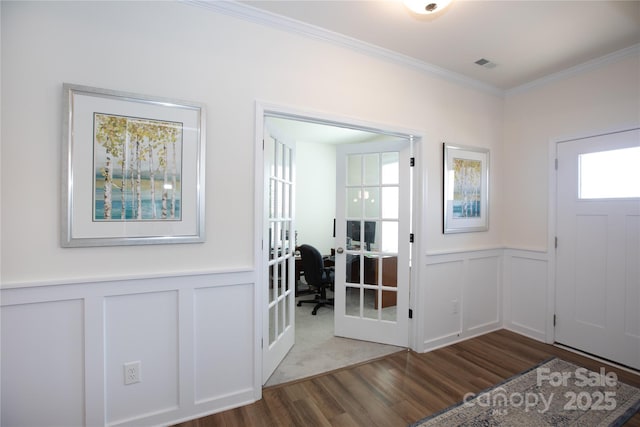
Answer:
465, 256, 501, 332
503, 249, 549, 341
194, 284, 254, 405
105, 291, 180, 426
422, 260, 464, 347
0, 270, 257, 427
1, 299, 85, 427
422, 249, 502, 351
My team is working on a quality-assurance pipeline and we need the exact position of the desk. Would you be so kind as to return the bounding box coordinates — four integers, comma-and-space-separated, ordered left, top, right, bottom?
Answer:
348, 255, 397, 309
373, 256, 397, 309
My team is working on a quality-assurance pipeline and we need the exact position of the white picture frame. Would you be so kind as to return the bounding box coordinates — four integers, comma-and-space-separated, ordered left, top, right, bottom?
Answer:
61, 83, 206, 247
443, 143, 489, 234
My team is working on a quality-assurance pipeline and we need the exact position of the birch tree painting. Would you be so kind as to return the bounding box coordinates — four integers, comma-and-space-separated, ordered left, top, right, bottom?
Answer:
452, 158, 481, 218
93, 113, 183, 221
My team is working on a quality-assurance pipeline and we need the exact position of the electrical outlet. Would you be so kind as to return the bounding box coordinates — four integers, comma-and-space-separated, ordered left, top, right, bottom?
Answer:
452, 299, 459, 314
124, 361, 141, 385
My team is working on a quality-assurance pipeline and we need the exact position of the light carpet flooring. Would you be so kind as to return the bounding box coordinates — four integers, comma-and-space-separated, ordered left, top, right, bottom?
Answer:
264, 290, 405, 387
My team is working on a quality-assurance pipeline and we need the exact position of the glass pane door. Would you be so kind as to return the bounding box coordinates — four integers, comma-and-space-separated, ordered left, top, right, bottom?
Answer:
345, 151, 400, 322
263, 133, 296, 384
335, 140, 410, 347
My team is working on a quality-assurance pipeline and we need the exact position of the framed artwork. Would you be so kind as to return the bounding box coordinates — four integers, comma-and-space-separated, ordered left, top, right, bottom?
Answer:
61, 83, 206, 247
443, 143, 489, 233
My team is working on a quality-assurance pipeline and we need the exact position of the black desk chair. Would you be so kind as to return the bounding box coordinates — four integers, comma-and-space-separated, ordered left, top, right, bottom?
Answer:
297, 244, 334, 315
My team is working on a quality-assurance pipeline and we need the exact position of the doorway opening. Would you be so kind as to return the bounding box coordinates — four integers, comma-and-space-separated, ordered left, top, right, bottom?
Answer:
256, 103, 423, 386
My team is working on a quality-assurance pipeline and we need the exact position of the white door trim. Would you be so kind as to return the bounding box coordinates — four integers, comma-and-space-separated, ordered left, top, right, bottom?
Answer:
253, 101, 426, 379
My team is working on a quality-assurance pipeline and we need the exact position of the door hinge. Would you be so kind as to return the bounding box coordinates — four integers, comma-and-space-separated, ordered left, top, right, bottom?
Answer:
409, 233, 414, 243
555, 237, 558, 249
555, 158, 558, 170
409, 309, 413, 319
553, 314, 557, 327
410, 157, 415, 167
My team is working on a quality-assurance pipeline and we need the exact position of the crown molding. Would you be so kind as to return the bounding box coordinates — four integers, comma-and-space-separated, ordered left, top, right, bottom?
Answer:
506, 43, 640, 96
184, 0, 504, 97
183, 1, 637, 98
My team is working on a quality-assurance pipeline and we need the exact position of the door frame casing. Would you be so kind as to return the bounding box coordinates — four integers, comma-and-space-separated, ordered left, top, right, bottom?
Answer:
254, 100, 426, 390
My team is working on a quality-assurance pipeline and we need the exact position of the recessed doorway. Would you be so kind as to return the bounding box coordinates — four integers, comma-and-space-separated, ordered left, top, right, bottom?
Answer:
255, 103, 423, 385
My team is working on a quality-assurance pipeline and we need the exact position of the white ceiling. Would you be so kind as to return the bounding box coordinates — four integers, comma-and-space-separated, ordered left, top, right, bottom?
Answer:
239, 0, 640, 92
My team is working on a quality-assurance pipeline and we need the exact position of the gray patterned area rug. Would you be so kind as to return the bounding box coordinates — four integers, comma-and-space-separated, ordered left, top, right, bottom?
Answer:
411, 358, 640, 427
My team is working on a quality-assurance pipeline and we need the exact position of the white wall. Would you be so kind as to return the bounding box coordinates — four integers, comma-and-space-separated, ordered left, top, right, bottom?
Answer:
501, 51, 640, 340
502, 52, 640, 251
6, 1, 636, 425
0, 1, 504, 285
1, 2, 504, 424
295, 142, 336, 255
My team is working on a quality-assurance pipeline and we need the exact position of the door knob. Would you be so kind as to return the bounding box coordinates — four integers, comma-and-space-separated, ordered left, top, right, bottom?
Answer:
336, 247, 344, 254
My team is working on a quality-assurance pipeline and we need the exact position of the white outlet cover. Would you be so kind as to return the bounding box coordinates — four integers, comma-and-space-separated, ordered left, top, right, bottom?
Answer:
124, 361, 141, 385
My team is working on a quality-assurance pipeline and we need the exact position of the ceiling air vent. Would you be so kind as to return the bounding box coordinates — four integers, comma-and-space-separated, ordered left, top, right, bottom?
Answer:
475, 58, 497, 69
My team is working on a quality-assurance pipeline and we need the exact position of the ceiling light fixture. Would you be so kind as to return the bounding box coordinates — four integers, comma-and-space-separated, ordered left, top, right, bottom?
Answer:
403, 0, 453, 15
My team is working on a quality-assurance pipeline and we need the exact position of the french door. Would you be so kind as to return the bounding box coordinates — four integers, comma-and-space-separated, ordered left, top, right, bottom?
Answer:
262, 131, 296, 384
334, 140, 411, 347
555, 128, 640, 369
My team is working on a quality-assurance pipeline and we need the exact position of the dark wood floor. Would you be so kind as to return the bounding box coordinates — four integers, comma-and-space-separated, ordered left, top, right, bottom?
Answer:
174, 329, 640, 426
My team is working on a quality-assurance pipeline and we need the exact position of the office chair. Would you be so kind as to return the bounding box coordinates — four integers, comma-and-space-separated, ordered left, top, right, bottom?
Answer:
297, 244, 334, 315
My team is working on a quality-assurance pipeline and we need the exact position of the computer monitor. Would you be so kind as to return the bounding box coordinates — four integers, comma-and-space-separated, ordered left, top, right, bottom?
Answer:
347, 220, 376, 250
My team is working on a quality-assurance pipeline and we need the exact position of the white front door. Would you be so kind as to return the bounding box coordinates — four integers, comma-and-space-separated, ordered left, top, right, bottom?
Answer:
334, 140, 411, 347
555, 128, 640, 369
262, 131, 296, 384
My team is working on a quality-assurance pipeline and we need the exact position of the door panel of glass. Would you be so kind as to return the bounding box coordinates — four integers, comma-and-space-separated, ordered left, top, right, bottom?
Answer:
263, 132, 296, 384
335, 140, 410, 347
